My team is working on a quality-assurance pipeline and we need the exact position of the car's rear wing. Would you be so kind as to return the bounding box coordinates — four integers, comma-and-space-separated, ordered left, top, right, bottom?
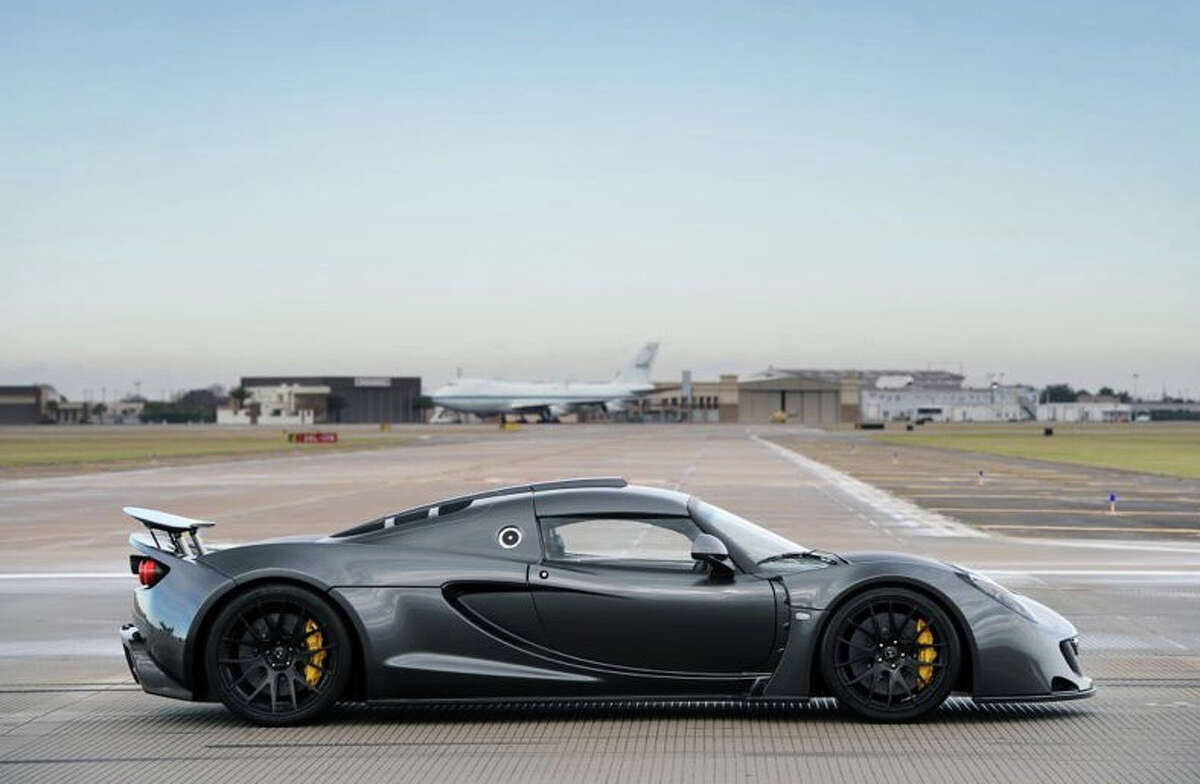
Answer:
123, 506, 214, 557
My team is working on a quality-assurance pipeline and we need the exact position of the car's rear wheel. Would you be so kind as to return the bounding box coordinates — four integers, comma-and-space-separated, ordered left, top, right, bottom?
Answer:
820, 586, 960, 722
206, 584, 349, 726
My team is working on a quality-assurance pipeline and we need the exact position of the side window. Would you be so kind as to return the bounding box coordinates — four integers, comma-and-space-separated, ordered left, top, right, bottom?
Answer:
539, 516, 701, 563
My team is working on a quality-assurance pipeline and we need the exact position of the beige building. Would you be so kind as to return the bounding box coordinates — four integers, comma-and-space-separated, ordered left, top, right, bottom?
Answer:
644, 374, 740, 423
737, 375, 849, 425
736, 368, 967, 425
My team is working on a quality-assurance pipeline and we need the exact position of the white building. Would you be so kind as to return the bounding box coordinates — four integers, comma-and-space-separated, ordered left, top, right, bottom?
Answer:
1037, 401, 1131, 422
861, 385, 1038, 423
217, 384, 330, 426
102, 399, 144, 424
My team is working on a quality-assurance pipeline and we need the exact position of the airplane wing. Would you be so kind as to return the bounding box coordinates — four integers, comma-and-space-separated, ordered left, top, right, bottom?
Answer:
508, 400, 569, 414
510, 399, 609, 416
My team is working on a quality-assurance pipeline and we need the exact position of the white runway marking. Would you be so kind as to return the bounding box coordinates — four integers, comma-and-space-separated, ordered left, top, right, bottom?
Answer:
753, 435, 985, 538
0, 639, 123, 657
1012, 537, 1200, 554
982, 570, 1200, 577
0, 573, 130, 580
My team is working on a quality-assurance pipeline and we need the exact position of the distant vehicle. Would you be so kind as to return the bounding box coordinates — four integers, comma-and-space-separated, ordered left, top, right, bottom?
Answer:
913, 407, 942, 424
430, 342, 658, 422
120, 480, 1092, 725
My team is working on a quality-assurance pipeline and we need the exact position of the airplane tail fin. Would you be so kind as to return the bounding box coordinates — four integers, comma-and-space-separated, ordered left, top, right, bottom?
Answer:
616, 342, 659, 384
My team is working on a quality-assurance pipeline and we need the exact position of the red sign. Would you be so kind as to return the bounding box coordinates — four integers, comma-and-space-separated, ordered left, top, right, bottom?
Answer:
288, 432, 338, 444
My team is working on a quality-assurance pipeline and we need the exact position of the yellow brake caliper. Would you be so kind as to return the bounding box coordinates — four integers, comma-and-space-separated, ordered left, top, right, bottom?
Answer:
304, 619, 326, 687
915, 618, 937, 689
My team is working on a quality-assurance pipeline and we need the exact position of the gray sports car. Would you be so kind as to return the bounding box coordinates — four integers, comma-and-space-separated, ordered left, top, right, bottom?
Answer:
120, 477, 1092, 725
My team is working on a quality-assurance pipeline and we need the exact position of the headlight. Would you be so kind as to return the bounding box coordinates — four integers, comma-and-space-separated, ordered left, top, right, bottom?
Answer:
957, 568, 1036, 622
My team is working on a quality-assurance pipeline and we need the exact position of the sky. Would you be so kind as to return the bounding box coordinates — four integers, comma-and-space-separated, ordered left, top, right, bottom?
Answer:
2, 2, 1197, 401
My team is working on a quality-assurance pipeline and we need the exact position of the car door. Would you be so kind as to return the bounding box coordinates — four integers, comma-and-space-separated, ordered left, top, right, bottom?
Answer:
530, 515, 778, 673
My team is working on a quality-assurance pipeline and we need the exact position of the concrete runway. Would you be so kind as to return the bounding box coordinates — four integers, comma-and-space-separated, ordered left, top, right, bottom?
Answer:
1, 425, 1198, 782
770, 429, 1200, 539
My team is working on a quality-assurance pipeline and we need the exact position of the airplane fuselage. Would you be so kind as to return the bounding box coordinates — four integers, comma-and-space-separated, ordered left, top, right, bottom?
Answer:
431, 378, 653, 416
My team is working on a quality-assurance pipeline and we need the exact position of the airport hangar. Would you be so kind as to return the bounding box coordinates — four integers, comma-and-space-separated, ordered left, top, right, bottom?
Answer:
648, 369, 986, 426
0, 384, 88, 424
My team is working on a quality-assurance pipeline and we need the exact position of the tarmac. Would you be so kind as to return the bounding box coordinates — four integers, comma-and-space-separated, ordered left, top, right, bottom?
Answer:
1, 424, 1197, 783
768, 428, 1200, 539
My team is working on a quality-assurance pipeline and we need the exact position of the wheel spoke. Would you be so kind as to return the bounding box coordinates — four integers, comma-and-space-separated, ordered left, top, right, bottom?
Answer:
244, 669, 272, 702
835, 655, 875, 667
237, 612, 262, 639
845, 667, 878, 688
229, 663, 262, 690
219, 655, 262, 665
259, 602, 280, 637
894, 603, 914, 639
293, 671, 328, 695
852, 616, 875, 641
284, 602, 307, 638
867, 671, 887, 704
837, 637, 875, 652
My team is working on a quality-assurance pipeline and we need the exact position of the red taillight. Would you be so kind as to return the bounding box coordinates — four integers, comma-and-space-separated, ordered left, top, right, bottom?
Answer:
136, 558, 166, 587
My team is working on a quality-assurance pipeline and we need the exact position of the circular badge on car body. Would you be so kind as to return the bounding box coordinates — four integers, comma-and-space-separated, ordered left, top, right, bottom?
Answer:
497, 525, 522, 549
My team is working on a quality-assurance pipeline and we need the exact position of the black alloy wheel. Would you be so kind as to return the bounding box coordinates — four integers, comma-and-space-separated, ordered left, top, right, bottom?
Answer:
206, 584, 349, 725
820, 586, 961, 722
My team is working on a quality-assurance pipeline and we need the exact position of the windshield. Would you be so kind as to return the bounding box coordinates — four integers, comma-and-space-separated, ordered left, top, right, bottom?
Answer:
690, 499, 809, 564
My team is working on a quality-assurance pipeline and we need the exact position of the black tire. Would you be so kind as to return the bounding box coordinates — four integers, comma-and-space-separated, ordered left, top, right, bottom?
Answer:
206, 584, 350, 726
820, 586, 961, 722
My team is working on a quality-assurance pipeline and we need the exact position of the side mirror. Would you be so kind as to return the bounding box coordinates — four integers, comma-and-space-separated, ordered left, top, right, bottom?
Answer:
691, 534, 732, 574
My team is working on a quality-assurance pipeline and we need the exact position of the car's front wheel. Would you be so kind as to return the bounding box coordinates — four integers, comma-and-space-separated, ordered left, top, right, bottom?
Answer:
820, 586, 960, 722
206, 584, 350, 725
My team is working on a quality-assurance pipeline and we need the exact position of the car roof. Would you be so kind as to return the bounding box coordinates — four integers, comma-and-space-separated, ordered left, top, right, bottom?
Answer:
533, 484, 690, 517
332, 477, 689, 538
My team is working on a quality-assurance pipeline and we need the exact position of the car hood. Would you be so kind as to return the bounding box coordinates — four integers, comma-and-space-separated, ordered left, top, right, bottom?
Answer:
838, 550, 953, 571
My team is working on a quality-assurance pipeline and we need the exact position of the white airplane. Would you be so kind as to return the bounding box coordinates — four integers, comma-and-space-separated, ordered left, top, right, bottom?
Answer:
430, 343, 659, 422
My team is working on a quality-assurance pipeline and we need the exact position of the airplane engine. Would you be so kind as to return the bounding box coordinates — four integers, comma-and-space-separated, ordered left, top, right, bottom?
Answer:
603, 399, 628, 414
